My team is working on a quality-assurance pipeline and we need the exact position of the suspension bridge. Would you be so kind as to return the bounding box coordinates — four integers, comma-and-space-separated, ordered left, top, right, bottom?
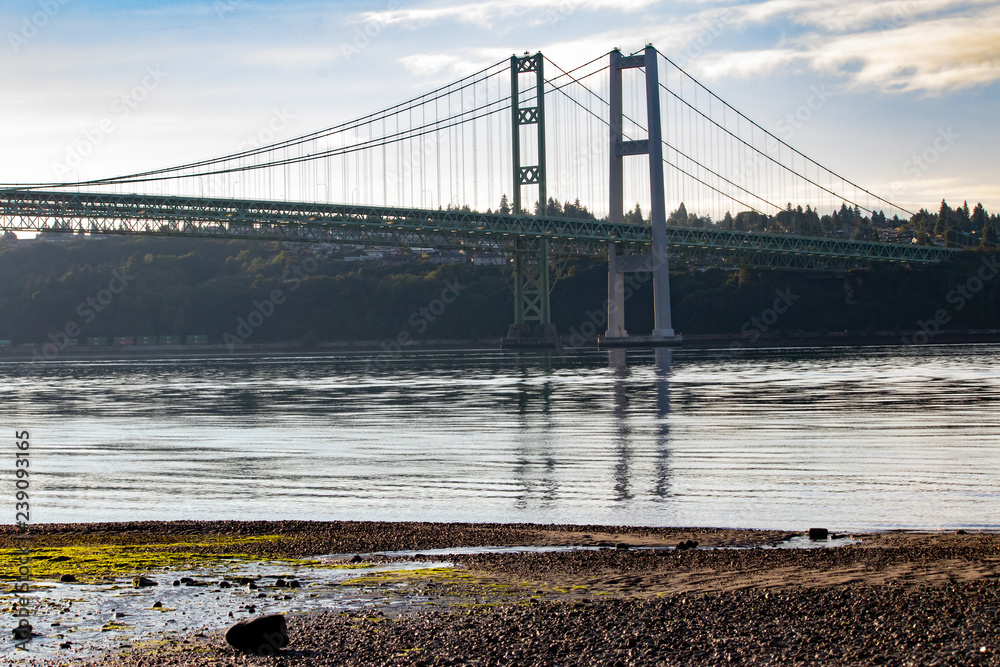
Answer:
0, 46, 964, 346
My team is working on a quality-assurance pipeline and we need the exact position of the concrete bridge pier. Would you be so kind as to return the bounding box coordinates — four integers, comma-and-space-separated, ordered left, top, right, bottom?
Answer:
600, 45, 681, 348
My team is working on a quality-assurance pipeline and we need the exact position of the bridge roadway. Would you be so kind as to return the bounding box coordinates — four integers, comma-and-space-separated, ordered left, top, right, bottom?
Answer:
0, 190, 961, 271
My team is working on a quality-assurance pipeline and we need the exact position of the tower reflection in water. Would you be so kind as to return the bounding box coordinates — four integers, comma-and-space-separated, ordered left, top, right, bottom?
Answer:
609, 348, 673, 501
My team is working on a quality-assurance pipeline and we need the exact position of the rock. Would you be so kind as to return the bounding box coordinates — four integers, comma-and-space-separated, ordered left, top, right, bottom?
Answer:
59, 574, 77, 583
50, 556, 71, 563
808, 528, 830, 540
179, 577, 195, 585
59, 641, 72, 649
287, 580, 301, 588
219, 580, 232, 589
349, 555, 363, 563
615, 543, 630, 550
152, 601, 163, 609
224, 614, 289, 656
132, 576, 158, 588
246, 581, 258, 590
172, 580, 181, 586
13, 624, 31, 640
957, 529, 968, 535
275, 578, 287, 587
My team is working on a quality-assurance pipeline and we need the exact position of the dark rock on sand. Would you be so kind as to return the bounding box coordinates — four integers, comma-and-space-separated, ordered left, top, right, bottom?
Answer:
59, 574, 77, 583
132, 576, 158, 587
808, 528, 830, 540
224, 614, 289, 656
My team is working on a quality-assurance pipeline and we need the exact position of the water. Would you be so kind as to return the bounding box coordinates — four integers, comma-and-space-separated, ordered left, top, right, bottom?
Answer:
1, 560, 450, 662
2, 344, 999, 531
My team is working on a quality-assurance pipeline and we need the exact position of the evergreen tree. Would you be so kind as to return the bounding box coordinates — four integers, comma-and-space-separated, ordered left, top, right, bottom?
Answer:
624, 203, 644, 225
667, 202, 688, 226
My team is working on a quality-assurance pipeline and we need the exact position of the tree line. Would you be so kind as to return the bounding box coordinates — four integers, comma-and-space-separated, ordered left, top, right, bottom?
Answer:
0, 234, 997, 346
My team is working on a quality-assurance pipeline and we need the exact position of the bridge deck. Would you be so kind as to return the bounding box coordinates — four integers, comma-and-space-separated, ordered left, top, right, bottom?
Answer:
1, 190, 961, 271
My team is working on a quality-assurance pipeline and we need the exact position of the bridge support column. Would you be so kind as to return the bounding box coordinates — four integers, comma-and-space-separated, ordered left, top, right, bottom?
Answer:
606, 243, 626, 337
645, 46, 675, 339
600, 46, 680, 348
502, 52, 558, 348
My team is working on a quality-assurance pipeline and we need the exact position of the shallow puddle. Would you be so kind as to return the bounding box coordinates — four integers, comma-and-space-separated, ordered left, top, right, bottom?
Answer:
1, 560, 449, 664
321, 536, 861, 560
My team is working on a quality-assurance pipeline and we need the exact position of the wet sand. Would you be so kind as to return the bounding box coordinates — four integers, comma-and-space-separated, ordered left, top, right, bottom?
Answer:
6, 521, 997, 666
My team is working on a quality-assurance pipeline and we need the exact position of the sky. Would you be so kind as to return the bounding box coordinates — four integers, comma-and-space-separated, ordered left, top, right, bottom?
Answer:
2, 0, 999, 216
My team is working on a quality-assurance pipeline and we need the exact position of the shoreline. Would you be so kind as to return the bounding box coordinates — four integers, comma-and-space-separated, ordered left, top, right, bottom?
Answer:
3, 520, 998, 666
2, 331, 999, 362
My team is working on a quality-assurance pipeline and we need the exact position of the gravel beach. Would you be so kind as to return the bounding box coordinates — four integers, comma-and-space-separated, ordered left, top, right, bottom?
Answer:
5, 521, 996, 666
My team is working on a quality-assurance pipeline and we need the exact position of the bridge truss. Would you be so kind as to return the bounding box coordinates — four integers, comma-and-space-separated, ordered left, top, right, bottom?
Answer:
0, 189, 959, 272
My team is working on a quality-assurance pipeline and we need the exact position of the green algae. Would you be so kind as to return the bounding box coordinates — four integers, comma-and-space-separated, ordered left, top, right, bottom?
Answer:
0, 535, 336, 582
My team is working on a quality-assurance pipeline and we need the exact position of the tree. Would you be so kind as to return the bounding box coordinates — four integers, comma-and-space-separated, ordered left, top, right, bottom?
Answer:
910, 209, 932, 245
624, 203, 644, 225
960, 201, 971, 232
972, 203, 988, 247
498, 194, 510, 216
667, 202, 688, 226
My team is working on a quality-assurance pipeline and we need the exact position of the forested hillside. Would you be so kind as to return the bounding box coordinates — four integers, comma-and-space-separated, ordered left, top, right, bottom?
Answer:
0, 235, 998, 346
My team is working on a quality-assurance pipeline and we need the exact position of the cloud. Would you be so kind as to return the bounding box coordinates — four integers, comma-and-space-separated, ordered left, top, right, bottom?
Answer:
731, 0, 997, 33
364, 0, 662, 29
690, 2, 1000, 94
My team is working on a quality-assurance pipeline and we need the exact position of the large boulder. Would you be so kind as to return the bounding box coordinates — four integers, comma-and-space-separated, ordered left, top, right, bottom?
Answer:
224, 614, 289, 656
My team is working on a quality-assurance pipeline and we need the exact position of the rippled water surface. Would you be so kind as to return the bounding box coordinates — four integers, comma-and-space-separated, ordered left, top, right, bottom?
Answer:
3, 345, 999, 531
